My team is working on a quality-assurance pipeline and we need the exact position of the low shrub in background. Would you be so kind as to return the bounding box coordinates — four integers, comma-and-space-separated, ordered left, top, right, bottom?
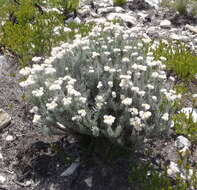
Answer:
161, 0, 197, 16
113, 0, 127, 6
0, 0, 92, 66
19, 22, 181, 146
151, 40, 197, 81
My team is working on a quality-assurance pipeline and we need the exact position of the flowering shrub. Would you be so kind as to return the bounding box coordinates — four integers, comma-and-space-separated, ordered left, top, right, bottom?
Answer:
19, 22, 181, 145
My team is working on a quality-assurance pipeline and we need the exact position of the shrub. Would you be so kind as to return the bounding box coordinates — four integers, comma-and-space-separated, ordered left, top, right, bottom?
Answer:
113, 0, 127, 6
160, 0, 197, 16
0, 0, 82, 66
151, 40, 197, 81
19, 22, 181, 145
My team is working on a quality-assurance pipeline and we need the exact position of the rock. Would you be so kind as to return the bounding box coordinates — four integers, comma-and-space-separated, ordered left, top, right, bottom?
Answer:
60, 162, 80, 177
175, 136, 191, 150
0, 175, 6, 183
0, 153, 3, 159
5, 135, 14, 141
160, 19, 171, 28
167, 161, 180, 177
84, 176, 93, 188
169, 33, 181, 40
180, 107, 197, 123
78, 5, 91, 17
97, 7, 117, 15
94, 0, 113, 8
107, 13, 136, 26
145, 0, 161, 8
0, 109, 11, 130
185, 24, 197, 34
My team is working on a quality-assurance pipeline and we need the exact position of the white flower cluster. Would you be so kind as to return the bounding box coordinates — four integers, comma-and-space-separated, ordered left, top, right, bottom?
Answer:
19, 22, 179, 144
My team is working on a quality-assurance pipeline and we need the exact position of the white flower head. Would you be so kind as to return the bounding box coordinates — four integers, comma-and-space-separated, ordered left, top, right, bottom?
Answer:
103, 115, 116, 126
130, 117, 142, 131
78, 109, 86, 117
49, 84, 61, 91
32, 56, 42, 63
122, 98, 132, 106
33, 114, 41, 124
139, 111, 152, 120
92, 126, 99, 136
32, 87, 44, 97
161, 113, 169, 121
19, 67, 31, 76
122, 57, 130, 63
192, 94, 197, 98
30, 106, 39, 113
112, 91, 116, 98
79, 97, 87, 104
151, 72, 159, 78
108, 81, 113, 87
128, 108, 138, 115
62, 97, 72, 106
46, 101, 58, 111
142, 104, 150, 110
104, 66, 110, 72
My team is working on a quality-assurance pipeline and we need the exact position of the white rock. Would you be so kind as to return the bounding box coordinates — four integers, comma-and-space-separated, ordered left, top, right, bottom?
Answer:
5, 135, 14, 141
114, 7, 125, 13
170, 33, 181, 40
74, 17, 81, 24
167, 161, 180, 177
97, 7, 116, 14
0, 153, 3, 159
145, 0, 161, 8
160, 20, 171, 28
0, 109, 11, 130
175, 136, 191, 150
60, 162, 80, 177
84, 176, 93, 187
185, 24, 197, 34
107, 13, 136, 26
0, 175, 6, 183
78, 5, 91, 16
180, 107, 197, 123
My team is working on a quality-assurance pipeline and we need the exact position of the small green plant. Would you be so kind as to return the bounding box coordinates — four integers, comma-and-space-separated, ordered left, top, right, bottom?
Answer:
174, 0, 189, 15
173, 111, 197, 142
128, 146, 197, 190
160, 0, 197, 16
113, 0, 127, 6
0, 0, 84, 66
151, 40, 197, 81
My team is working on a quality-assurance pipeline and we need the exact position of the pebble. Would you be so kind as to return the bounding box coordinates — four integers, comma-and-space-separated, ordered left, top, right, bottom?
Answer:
0, 175, 6, 183
175, 135, 191, 150
0, 109, 11, 130
160, 19, 171, 28
5, 135, 14, 141
167, 161, 180, 177
60, 162, 80, 177
180, 107, 197, 123
84, 176, 93, 188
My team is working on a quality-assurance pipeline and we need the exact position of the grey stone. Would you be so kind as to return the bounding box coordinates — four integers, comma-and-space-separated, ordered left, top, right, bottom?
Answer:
107, 13, 136, 26
0, 109, 11, 130
60, 162, 80, 177
0, 175, 6, 183
175, 136, 191, 150
186, 24, 197, 34
160, 19, 171, 28
84, 176, 93, 187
